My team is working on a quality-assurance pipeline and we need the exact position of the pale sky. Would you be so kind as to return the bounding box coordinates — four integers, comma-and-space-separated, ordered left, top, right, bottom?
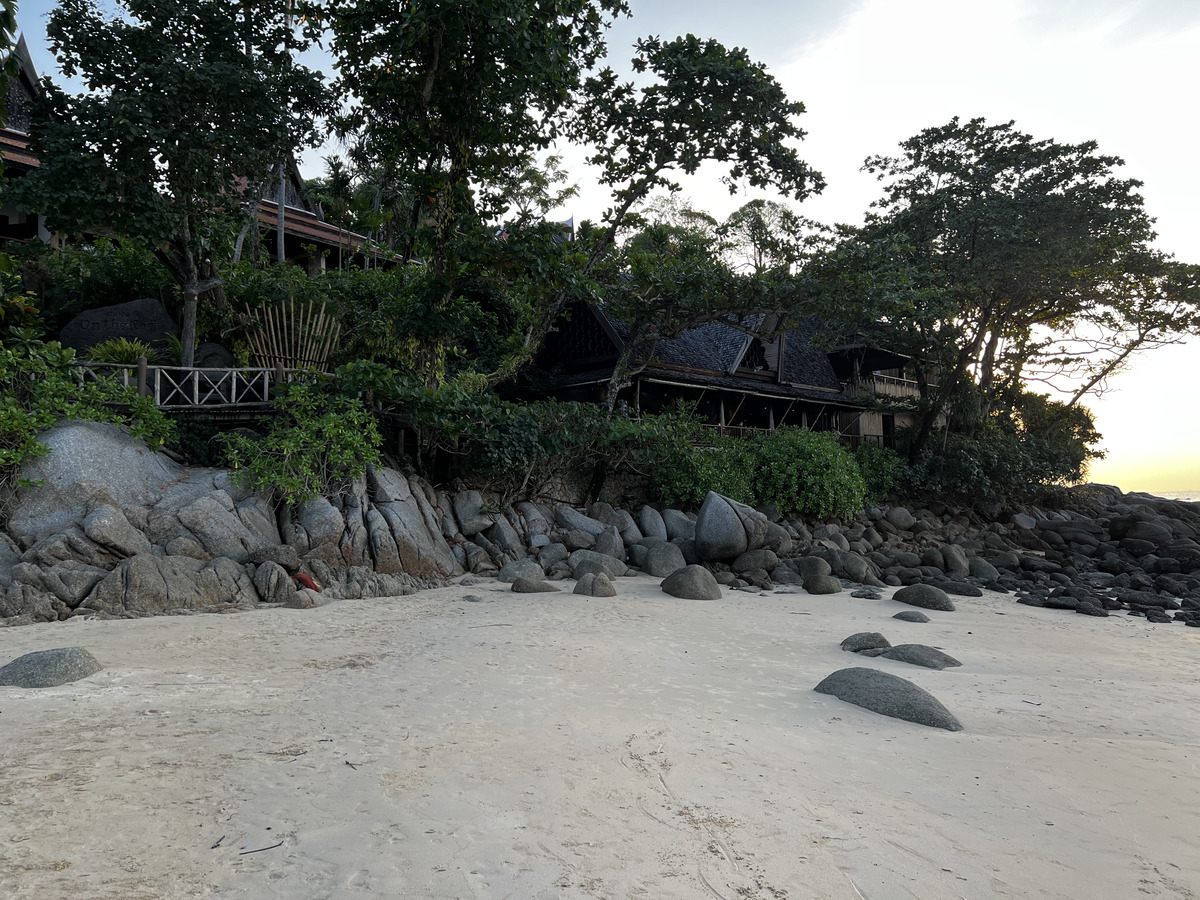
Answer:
15, 0, 1200, 492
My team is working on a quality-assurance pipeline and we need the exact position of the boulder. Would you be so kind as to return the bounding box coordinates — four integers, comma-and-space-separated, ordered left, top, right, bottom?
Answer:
0, 647, 103, 687
661, 509, 696, 542
555, 506, 608, 536
452, 490, 493, 536
485, 516, 526, 560
643, 542, 687, 578
593, 526, 626, 561
511, 576, 561, 593
177, 491, 270, 563
537, 542, 569, 569
568, 549, 627, 580
81, 554, 260, 616
793, 556, 833, 579
660, 564, 722, 601
370, 468, 459, 576
253, 561, 303, 606
967, 557, 1001, 581
804, 574, 843, 595
885, 507, 917, 531
248, 544, 302, 574
732, 549, 779, 575
841, 632, 891, 653
814, 667, 963, 731
694, 492, 749, 560
893, 584, 955, 612
574, 572, 617, 597
892, 610, 931, 623
863, 644, 962, 670
939, 544, 970, 578
499, 558, 545, 583
638, 506, 669, 541
81, 504, 153, 559
8, 421, 183, 545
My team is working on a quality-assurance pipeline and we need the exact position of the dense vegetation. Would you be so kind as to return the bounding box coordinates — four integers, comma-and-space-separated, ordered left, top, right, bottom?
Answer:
2, 0, 1197, 514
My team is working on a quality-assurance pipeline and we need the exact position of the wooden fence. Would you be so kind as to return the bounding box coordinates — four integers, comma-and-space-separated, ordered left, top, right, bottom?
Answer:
76, 360, 304, 411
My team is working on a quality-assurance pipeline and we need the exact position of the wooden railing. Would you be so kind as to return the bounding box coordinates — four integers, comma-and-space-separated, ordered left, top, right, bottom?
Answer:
845, 373, 926, 400
76, 360, 305, 411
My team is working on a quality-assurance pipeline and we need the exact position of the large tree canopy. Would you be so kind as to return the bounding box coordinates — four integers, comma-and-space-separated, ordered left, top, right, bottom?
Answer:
16, 0, 331, 365
838, 116, 1200, 459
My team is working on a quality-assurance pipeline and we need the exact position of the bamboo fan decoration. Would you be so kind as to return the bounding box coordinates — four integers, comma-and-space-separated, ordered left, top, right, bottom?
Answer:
243, 297, 341, 371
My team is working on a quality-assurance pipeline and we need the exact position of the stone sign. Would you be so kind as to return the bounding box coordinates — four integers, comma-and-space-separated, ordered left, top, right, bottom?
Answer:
58, 298, 178, 356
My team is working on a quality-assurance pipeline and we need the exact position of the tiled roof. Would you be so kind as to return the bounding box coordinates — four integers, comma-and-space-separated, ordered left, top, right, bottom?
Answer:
0, 129, 38, 169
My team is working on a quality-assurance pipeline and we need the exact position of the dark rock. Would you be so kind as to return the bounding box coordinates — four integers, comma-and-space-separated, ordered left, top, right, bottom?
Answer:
661, 564, 722, 601
536, 541, 569, 569
893, 610, 931, 623
841, 632, 891, 652
643, 542, 687, 578
0, 647, 103, 687
804, 574, 843, 595
873, 644, 962, 669
694, 492, 749, 560
574, 571, 617, 597
253, 561, 302, 606
452, 490, 493, 536
968, 557, 1001, 581
249, 543, 302, 573
498, 558, 544, 583
732, 548, 779, 575
661, 509, 696, 542
937, 581, 984, 597
814, 667, 963, 731
568, 549, 626, 580
792, 556, 833, 580
554, 506, 608, 536
59, 297, 178, 355
893, 583, 955, 612
563, 529, 595, 551
593, 525, 626, 561
511, 576, 560, 593
638, 506, 669, 541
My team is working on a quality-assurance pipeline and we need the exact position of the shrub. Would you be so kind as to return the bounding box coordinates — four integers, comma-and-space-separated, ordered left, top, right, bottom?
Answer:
86, 337, 161, 364
854, 442, 910, 501
910, 428, 1066, 503
652, 431, 756, 508
752, 427, 866, 520
0, 335, 174, 507
222, 382, 382, 502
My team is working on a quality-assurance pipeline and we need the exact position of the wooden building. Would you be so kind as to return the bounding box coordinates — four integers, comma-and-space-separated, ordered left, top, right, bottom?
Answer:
535, 301, 928, 449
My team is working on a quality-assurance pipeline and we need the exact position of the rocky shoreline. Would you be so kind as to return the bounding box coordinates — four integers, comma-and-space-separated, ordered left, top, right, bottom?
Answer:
3, 422, 1198, 629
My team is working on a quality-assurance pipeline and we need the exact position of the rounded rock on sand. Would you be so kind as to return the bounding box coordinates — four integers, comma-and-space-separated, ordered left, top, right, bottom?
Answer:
893, 583, 955, 612
893, 610, 931, 623
841, 632, 891, 653
660, 564, 722, 601
814, 666, 963, 731
0, 647, 103, 688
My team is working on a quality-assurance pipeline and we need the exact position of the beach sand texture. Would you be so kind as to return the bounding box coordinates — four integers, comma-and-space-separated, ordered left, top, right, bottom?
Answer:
2, 576, 1198, 899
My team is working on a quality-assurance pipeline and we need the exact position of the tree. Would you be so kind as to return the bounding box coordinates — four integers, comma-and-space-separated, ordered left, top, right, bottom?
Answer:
516, 34, 826, 372
846, 117, 1200, 459
16, 0, 331, 365
330, 0, 629, 386
718, 199, 825, 275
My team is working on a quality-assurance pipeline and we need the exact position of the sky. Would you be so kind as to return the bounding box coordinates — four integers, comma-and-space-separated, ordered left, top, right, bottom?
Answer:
13, 0, 1200, 493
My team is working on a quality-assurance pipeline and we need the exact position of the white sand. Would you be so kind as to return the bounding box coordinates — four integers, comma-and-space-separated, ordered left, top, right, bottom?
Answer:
2, 576, 1199, 899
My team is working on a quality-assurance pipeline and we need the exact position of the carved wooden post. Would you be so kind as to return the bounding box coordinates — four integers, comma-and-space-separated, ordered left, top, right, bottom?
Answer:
274, 362, 285, 386
136, 356, 148, 398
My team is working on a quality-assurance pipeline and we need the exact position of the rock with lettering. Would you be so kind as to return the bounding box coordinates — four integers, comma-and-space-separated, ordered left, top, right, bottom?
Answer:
59, 298, 178, 355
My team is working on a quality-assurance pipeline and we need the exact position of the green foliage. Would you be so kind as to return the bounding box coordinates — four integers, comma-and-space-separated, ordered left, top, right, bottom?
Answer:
0, 336, 174, 503
853, 443, 911, 501
17, 0, 332, 364
751, 427, 866, 520
222, 383, 382, 503
650, 423, 866, 519
651, 431, 756, 509
0, 253, 42, 339
86, 336, 160, 364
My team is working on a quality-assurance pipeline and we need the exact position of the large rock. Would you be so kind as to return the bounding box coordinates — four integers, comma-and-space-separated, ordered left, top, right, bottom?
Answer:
499, 558, 544, 583
555, 506, 608, 536
253, 561, 303, 606
9, 422, 183, 545
593, 525, 626, 561
804, 574, 843, 595
369, 467, 459, 576
452, 490, 493, 536
574, 572, 617, 597
642, 542, 687, 578
660, 564, 722, 601
81, 554, 260, 616
58, 297, 177, 355
177, 491, 269, 563
661, 509, 695, 542
732, 549, 779, 575
81, 504, 153, 559
567, 549, 627, 580
841, 632, 891, 652
885, 507, 917, 531
694, 492, 749, 560
893, 584, 956, 612
638, 506, 669, 541
864, 644, 962, 670
0, 647, 103, 687
814, 667, 963, 731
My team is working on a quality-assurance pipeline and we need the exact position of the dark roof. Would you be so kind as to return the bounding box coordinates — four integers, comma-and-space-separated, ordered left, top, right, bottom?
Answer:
588, 304, 842, 391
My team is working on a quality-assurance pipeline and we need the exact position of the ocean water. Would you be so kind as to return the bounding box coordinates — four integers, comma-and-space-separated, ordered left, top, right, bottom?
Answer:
1142, 490, 1200, 503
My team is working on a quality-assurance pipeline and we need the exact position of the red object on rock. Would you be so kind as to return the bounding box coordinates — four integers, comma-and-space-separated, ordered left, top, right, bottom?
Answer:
294, 573, 319, 592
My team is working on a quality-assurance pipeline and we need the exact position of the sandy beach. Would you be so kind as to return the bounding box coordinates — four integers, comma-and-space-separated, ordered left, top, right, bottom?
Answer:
2, 576, 1199, 899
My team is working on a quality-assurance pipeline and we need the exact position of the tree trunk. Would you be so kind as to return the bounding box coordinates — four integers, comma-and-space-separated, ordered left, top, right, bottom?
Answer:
180, 292, 198, 368
276, 162, 287, 264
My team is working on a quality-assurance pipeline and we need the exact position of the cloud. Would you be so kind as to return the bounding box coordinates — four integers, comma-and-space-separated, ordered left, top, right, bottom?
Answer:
607, 0, 870, 65
1022, 0, 1200, 41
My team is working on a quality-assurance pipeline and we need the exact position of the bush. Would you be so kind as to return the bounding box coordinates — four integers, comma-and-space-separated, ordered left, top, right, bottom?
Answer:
910, 428, 1076, 503
854, 442, 910, 501
0, 335, 174, 507
86, 337, 161, 364
752, 427, 866, 520
222, 382, 382, 502
652, 431, 756, 508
